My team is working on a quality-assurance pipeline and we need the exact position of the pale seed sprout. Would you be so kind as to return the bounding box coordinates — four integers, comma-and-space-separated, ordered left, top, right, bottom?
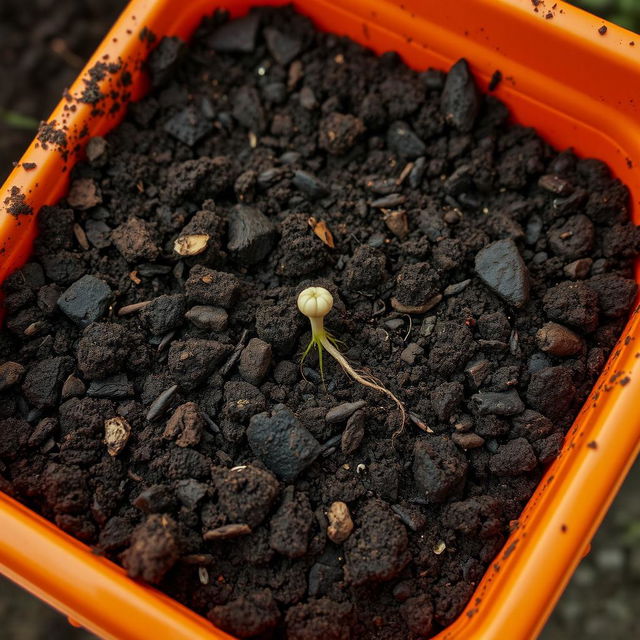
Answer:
297, 286, 406, 430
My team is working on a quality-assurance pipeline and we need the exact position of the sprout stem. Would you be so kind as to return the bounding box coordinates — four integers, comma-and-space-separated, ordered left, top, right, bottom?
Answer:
298, 286, 406, 432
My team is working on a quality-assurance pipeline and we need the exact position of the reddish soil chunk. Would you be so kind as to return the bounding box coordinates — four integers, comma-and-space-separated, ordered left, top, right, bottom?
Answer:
401, 594, 435, 637
255, 301, 305, 354
1, 7, 639, 639
319, 112, 365, 156
185, 265, 241, 308
139, 294, 186, 336
269, 489, 313, 558
344, 499, 410, 585
586, 274, 637, 318
208, 589, 280, 638
213, 465, 280, 528
122, 514, 180, 584
394, 262, 441, 306
342, 246, 386, 290
285, 598, 353, 640
413, 436, 468, 503
0, 418, 32, 460
111, 217, 159, 262
76, 323, 130, 380
163, 402, 204, 448
163, 156, 233, 205
543, 281, 600, 333
489, 438, 538, 476
443, 495, 502, 538
22, 356, 73, 408
526, 366, 576, 422
167, 339, 231, 390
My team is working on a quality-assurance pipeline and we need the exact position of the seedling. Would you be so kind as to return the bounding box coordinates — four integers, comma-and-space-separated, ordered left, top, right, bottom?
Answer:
297, 286, 406, 429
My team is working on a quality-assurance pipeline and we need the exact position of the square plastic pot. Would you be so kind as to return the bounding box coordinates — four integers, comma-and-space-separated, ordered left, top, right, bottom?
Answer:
1, 1, 640, 639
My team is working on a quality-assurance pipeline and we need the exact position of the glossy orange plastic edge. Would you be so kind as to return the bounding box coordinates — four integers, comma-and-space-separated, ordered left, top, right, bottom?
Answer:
1, 1, 639, 639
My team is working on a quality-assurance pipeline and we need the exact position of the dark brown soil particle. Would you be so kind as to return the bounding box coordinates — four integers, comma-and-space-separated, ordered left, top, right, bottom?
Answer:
1, 7, 639, 639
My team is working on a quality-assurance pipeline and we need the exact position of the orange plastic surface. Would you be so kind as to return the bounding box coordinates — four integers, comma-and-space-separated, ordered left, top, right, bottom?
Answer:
1, 1, 640, 639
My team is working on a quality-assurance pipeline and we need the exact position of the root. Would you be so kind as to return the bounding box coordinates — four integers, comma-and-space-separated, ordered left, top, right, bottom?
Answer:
321, 336, 406, 435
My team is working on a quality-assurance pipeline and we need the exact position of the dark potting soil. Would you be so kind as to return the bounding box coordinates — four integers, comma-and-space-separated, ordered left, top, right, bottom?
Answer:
1, 6, 640, 639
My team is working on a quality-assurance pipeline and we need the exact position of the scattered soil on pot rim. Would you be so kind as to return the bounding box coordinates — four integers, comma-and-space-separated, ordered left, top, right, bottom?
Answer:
0, 0, 126, 182
1, 7, 639, 639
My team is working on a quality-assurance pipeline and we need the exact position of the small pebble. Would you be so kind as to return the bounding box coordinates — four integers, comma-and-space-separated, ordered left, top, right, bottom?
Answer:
400, 343, 424, 365
341, 410, 366, 455
238, 338, 272, 386
408, 157, 426, 188
451, 432, 485, 449
264, 26, 301, 65
386, 121, 426, 159
185, 305, 228, 331
0, 361, 25, 392
444, 209, 463, 225
538, 174, 573, 195
391, 294, 442, 315
227, 204, 278, 265
61, 374, 86, 399
440, 59, 479, 132
85, 219, 112, 249
366, 177, 397, 195
444, 279, 471, 297
326, 400, 367, 424
383, 210, 409, 239
564, 258, 592, 279
146, 385, 179, 421
326, 501, 354, 543
299, 86, 317, 110
164, 105, 213, 146
292, 170, 329, 199
420, 315, 436, 337
384, 318, 405, 330
371, 193, 406, 208
475, 238, 530, 308
471, 390, 525, 416
247, 407, 321, 481
88, 375, 134, 399
57, 275, 113, 328
209, 13, 260, 52
67, 178, 102, 210
203, 523, 252, 541
104, 416, 131, 456
536, 322, 583, 357
86, 136, 107, 162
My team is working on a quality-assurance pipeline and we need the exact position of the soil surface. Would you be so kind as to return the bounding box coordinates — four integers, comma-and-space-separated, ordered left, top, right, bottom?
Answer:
1, 7, 639, 639
0, 0, 126, 183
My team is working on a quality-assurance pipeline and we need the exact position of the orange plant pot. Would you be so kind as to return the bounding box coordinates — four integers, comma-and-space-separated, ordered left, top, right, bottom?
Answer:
1, 0, 640, 638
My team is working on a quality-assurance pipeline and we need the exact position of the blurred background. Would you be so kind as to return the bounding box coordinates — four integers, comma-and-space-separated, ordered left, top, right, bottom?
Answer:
1, 0, 639, 638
